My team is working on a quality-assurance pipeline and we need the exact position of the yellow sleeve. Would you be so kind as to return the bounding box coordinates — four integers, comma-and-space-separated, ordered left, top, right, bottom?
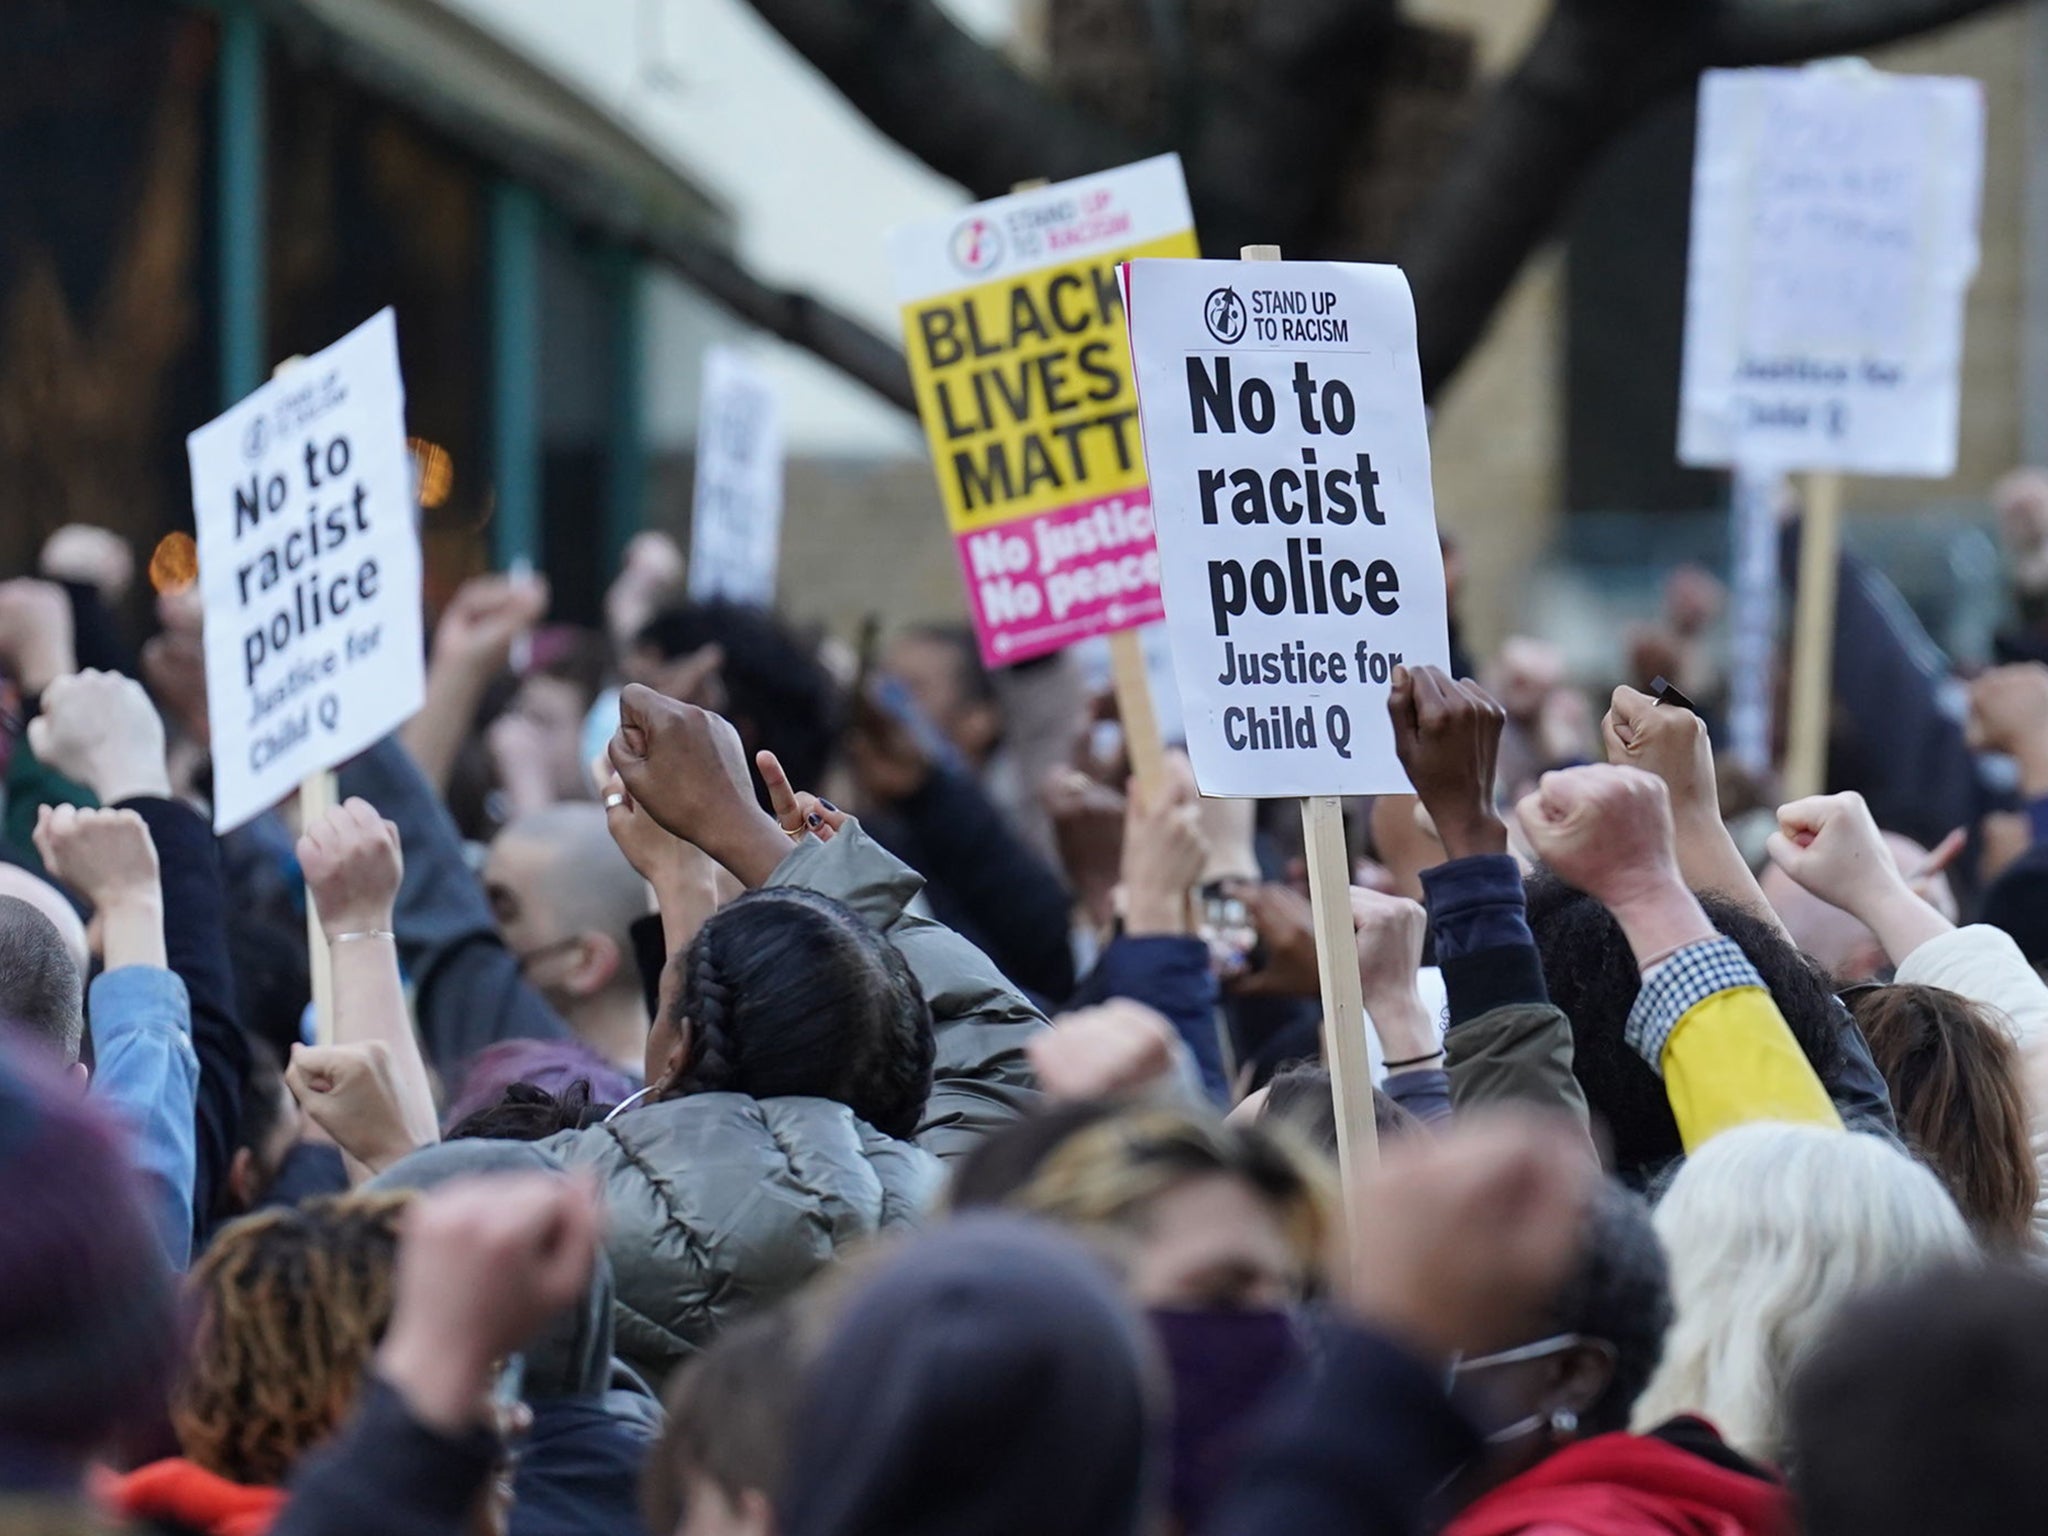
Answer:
1659, 985, 1843, 1151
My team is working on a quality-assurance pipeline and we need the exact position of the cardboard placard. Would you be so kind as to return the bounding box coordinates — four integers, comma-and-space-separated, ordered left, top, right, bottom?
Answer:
688, 345, 785, 606
1122, 258, 1449, 797
890, 155, 1200, 667
1679, 64, 1984, 475
187, 309, 424, 832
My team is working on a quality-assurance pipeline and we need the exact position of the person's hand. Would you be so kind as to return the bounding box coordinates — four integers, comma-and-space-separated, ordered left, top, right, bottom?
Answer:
485, 710, 558, 821
32, 803, 159, 909
1349, 887, 1437, 1065
758, 748, 850, 842
39, 525, 135, 604
1120, 756, 1207, 936
286, 1041, 422, 1174
608, 685, 787, 887
605, 531, 686, 649
298, 798, 404, 940
1346, 1112, 1595, 1362
28, 669, 169, 804
1968, 664, 2048, 795
1602, 685, 1718, 833
374, 1174, 603, 1434
846, 685, 934, 805
33, 804, 164, 969
1027, 1001, 1180, 1102
1228, 882, 1323, 998
0, 579, 77, 699
430, 572, 550, 677
1765, 792, 1952, 961
1387, 665, 1507, 861
1516, 766, 1712, 965
1046, 767, 1126, 937
1484, 637, 1565, 726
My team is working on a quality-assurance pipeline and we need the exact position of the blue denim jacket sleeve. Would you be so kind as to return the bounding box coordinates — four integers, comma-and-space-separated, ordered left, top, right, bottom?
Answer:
88, 965, 199, 1270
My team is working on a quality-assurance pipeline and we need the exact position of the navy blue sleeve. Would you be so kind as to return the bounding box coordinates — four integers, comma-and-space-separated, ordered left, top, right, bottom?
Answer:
272, 1378, 499, 1536
1208, 1323, 1478, 1536
338, 737, 568, 1073
122, 795, 247, 1247
1382, 1067, 1452, 1126
1420, 854, 1548, 1025
1083, 934, 1228, 1102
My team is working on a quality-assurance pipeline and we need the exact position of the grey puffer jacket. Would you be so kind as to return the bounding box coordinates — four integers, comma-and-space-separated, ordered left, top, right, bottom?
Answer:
541, 823, 1046, 1387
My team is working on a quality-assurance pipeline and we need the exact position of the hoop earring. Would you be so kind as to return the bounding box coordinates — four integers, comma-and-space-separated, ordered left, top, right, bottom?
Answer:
1548, 1407, 1579, 1440
603, 1084, 659, 1124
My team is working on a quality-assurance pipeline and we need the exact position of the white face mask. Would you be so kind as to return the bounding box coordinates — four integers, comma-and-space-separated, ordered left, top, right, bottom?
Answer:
1449, 1333, 1588, 1445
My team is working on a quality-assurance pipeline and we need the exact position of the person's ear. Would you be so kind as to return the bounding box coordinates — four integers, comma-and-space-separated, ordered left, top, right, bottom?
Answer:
1552, 1339, 1617, 1420
226, 1145, 259, 1214
68, 1059, 90, 1093
734, 1486, 775, 1536
564, 932, 622, 998
653, 1016, 693, 1097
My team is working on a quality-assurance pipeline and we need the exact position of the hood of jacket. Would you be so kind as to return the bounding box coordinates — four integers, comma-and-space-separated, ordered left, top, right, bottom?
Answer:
544, 1091, 940, 1388
1445, 1425, 1791, 1536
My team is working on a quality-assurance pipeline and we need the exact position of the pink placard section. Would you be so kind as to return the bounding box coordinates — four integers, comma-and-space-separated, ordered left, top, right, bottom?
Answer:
956, 491, 1165, 667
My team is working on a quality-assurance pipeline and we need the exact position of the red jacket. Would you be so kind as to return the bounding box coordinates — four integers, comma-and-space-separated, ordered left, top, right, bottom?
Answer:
1444, 1425, 1793, 1536
103, 1457, 286, 1536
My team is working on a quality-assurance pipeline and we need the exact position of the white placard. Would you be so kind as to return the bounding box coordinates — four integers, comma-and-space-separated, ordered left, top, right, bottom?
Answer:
1123, 259, 1449, 797
188, 309, 424, 832
688, 346, 784, 606
1679, 64, 1984, 475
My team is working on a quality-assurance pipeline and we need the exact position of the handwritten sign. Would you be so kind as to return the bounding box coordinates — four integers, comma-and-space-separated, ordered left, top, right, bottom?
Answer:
187, 309, 424, 832
890, 155, 1200, 667
1679, 64, 1984, 475
688, 346, 784, 606
1123, 258, 1448, 797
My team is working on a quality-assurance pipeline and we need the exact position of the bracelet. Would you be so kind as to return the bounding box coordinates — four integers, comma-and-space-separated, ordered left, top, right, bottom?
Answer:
1382, 1049, 1445, 1070
331, 929, 396, 945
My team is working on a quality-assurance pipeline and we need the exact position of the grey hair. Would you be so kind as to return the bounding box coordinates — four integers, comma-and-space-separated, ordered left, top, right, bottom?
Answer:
1633, 1122, 1975, 1463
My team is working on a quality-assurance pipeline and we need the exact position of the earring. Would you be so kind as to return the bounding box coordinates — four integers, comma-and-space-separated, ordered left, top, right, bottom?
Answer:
1549, 1408, 1579, 1439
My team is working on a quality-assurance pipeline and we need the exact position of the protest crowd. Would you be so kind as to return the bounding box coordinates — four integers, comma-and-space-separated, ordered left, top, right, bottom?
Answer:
9, 481, 2048, 1536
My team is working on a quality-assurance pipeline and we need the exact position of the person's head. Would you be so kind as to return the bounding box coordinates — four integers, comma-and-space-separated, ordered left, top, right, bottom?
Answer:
1633, 1123, 1974, 1463
1789, 1263, 2048, 1536
1849, 984, 2039, 1254
646, 1309, 806, 1536
635, 601, 838, 793
781, 1215, 1156, 1536
443, 1038, 637, 1133
0, 1044, 175, 1476
510, 625, 613, 802
0, 892, 85, 1066
486, 804, 651, 1040
218, 1038, 303, 1220
981, 1104, 1334, 1308
882, 625, 1001, 768
174, 1192, 408, 1486
1525, 876, 1849, 1179
1450, 1182, 1672, 1494
645, 888, 933, 1139
1239, 1060, 1421, 1153
445, 1079, 615, 1142
0, 863, 89, 980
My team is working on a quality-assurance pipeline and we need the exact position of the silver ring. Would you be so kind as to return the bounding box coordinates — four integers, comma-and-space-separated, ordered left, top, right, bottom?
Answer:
604, 792, 627, 810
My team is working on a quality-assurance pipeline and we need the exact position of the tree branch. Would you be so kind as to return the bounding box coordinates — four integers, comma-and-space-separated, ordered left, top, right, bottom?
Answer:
741, 0, 1149, 198
1399, 0, 2017, 395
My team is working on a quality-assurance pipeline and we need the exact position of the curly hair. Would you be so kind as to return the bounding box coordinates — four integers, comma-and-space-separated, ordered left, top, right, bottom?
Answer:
173, 1192, 409, 1486
663, 886, 935, 1140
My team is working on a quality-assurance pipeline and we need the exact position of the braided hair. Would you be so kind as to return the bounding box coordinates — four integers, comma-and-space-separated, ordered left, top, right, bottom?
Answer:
664, 887, 935, 1140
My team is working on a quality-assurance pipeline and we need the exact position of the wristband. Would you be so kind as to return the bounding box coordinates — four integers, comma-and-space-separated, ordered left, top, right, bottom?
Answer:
1382, 1049, 1445, 1070
331, 929, 397, 945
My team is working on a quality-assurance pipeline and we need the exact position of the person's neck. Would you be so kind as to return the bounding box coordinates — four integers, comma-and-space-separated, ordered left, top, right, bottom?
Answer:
570, 990, 652, 1078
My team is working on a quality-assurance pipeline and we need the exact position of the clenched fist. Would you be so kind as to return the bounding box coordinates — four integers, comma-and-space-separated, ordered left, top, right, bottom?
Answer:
298, 798, 403, 940
1514, 764, 1680, 912
607, 685, 787, 887
28, 669, 169, 806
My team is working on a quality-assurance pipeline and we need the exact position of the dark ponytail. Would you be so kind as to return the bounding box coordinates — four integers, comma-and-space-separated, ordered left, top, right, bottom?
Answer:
666, 888, 935, 1140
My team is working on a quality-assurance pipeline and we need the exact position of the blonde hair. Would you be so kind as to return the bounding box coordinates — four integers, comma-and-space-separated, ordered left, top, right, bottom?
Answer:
1633, 1124, 1974, 1462
1009, 1106, 1335, 1286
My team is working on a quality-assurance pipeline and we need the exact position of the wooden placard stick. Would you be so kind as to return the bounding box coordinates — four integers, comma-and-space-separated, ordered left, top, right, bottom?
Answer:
1240, 242, 1379, 1201
1782, 470, 1844, 800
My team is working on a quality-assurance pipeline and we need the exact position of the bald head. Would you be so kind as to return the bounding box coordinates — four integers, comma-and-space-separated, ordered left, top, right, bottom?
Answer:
485, 805, 650, 1003
0, 894, 85, 1063
0, 866, 88, 979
